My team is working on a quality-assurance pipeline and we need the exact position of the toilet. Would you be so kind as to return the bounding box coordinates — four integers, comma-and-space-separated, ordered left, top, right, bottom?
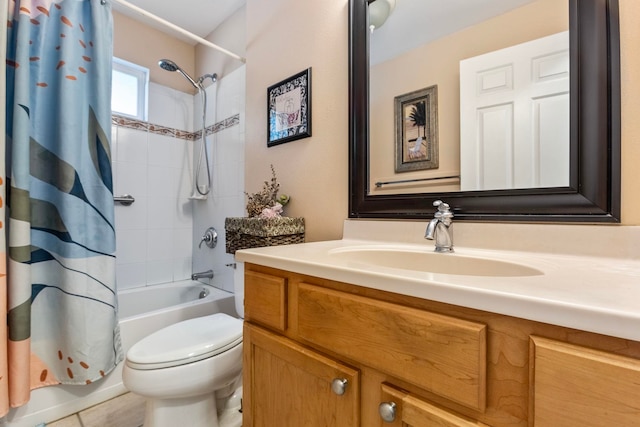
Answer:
123, 263, 246, 427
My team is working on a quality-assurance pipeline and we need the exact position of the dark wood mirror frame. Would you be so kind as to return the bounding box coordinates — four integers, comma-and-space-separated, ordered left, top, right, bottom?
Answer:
349, 0, 621, 222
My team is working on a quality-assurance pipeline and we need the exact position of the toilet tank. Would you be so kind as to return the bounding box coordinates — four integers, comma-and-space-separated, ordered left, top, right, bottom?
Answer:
233, 260, 244, 318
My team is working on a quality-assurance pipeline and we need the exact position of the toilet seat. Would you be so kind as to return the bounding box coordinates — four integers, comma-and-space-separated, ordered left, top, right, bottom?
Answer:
126, 313, 243, 370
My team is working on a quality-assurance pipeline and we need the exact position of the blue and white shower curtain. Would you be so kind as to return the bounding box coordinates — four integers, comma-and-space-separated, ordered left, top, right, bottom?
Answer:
4, 0, 122, 411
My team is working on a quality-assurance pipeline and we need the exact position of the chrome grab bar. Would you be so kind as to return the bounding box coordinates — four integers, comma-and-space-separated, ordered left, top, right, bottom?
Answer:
114, 194, 135, 206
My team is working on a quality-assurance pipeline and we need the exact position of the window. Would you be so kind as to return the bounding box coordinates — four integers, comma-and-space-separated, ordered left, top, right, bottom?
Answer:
112, 57, 149, 121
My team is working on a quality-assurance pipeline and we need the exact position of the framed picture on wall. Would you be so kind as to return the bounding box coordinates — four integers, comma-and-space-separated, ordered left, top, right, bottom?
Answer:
394, 85, 439, 172
267, 68, 312, 147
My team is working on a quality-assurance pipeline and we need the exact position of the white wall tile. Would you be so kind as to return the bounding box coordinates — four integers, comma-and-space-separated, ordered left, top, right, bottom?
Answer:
177, 141, 195, 197
115, 161, 147, 197
173, 228, 193, 259
172, 257, 192, 282
148, 133, 180, 167
146, 260, 174, 285
192, 66, 246, 293
175, 91, 195, 132
175, 199, 194, 229
147, 230, 174, 262
116, 229, 147, 264
116, 127, 148, 164
204, 85, 218, 127
116, 262, 147, 290
113, 67, 243, 292
147, 165, 178, 198
147, 197, 175, 230
148, 83, 194, 131
115, 196, 148, 230
113, 82, 198, 290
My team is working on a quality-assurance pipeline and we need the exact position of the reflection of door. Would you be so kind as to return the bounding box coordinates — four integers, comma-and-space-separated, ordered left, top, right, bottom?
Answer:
460, 31, 569, 191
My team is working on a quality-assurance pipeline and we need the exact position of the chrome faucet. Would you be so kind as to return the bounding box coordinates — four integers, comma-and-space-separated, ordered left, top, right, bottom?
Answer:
191, 269, 214, 280
424, 200, 454, 252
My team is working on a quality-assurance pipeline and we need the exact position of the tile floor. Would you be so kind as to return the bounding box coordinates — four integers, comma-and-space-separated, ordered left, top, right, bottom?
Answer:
47, 392, 145, 427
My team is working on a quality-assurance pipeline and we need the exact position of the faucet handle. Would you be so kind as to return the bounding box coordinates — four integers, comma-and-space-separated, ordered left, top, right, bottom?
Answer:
433, 200, 450, 211
432, 200, 453, 219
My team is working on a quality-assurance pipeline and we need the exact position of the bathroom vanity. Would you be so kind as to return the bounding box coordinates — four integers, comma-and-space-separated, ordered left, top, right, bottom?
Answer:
237, 221, 640, 427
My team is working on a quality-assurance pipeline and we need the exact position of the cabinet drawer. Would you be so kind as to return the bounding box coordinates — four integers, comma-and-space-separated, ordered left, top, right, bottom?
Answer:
244, 271, 287, 331
379, 383, 490, 427
297, 283, 487, 410
530, 336, 640, 426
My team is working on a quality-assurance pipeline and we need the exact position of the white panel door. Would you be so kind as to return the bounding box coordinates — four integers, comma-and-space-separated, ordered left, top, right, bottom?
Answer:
460, 31, 569, 191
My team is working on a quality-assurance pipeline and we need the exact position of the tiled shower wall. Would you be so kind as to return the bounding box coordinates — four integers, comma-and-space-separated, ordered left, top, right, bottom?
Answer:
192, 66, 246, 294
112, 66, 245, 291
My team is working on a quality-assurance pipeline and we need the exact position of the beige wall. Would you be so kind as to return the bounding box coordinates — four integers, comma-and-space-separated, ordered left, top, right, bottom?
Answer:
196, 6, 246, 82
113, 11, 196, 94
370, 0, 568, 195
245, 0, 349, 242
243, 0, 639, 230
620, 0, 640, 224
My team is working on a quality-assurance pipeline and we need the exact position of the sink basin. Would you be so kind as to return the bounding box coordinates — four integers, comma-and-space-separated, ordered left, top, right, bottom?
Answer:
329, 247, 543, 277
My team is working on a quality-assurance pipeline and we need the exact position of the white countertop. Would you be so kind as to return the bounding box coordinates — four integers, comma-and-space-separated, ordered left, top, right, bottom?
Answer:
235, 220, 640, 342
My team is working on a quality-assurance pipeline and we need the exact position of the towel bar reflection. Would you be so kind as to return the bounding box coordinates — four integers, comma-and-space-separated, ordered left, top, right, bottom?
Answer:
114, 194, 135, 206
375, 175, 460, 188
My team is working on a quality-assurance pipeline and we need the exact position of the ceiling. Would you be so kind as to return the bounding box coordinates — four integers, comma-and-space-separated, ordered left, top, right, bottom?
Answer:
111, 0, 246, 44
371, 0, 535, 65
111, 0, 536, 62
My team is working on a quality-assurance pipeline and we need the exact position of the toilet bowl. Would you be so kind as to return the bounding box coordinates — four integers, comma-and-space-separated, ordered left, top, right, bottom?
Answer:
122, 312, 243, 427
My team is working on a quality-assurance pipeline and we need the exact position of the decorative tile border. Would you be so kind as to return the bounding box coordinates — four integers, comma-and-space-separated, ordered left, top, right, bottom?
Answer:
112, 113, 240, 141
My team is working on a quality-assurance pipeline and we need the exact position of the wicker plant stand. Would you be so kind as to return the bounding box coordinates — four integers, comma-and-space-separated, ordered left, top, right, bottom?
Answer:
224, 217, 305, 254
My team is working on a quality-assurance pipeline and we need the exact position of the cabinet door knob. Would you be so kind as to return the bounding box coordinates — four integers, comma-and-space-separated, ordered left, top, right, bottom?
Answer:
378, 401, 397, 423
331, 378, 348, 395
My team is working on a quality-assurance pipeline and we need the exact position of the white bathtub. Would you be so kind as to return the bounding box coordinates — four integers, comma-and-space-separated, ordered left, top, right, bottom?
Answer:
2, 280, 237, 427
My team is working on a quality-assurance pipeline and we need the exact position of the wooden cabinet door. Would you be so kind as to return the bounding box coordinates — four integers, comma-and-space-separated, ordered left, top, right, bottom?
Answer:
243, 323, 360, 427
530, 336, 640, 426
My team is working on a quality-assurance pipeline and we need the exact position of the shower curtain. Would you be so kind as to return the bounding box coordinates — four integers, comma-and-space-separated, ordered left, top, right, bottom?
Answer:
3, 0, 122, 414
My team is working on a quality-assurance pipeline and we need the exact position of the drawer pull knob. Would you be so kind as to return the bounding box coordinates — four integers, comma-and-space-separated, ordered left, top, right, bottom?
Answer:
379, 401, 397, 423
331, 378, 348, 395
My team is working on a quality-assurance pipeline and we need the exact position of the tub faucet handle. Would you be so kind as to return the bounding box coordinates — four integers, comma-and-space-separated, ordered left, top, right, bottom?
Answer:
199, 227, 218, 249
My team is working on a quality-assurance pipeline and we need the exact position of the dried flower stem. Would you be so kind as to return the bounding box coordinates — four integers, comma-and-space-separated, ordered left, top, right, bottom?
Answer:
245, 165, 280, 217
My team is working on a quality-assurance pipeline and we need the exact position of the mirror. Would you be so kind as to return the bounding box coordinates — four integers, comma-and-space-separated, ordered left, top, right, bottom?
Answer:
370, 0, 570, 194
349, 0, 621, 222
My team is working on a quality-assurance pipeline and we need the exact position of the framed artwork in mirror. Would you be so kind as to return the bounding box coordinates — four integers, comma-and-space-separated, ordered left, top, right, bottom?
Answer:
267, 68, 312, 147
394, 85, 439, 172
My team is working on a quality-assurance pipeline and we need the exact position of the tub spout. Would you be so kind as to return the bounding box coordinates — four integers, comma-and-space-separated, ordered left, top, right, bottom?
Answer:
191, 269, 214, 280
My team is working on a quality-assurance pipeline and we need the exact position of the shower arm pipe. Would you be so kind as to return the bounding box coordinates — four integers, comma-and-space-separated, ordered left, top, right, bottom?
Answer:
111, 0, 246, 63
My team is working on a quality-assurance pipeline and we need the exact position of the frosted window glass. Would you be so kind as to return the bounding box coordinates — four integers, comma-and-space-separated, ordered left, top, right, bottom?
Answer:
112, 69, 139, 117
111, 57, 149, 121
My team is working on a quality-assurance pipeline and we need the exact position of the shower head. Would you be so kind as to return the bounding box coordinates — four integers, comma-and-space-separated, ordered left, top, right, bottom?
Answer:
158, 58, 200, 89
158, 58, 178, 72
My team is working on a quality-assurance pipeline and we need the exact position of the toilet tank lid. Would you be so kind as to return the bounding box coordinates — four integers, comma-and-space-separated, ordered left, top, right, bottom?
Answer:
126, 313, 242, 367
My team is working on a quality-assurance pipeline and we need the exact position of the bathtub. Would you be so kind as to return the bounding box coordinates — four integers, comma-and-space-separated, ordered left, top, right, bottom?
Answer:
1, 280, 237, 427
